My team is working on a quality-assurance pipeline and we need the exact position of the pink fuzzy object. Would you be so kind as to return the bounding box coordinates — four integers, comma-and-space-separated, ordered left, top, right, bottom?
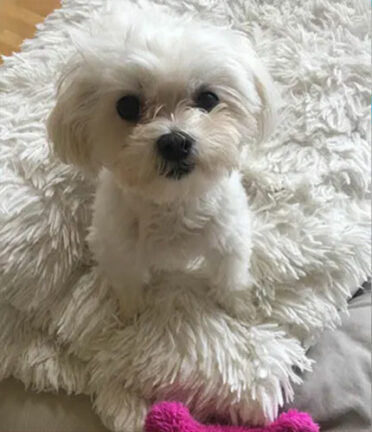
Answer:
145, 402, 319, 432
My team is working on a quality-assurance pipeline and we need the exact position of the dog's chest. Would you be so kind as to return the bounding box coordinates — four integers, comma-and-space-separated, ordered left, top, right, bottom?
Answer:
135, 200, 216, 269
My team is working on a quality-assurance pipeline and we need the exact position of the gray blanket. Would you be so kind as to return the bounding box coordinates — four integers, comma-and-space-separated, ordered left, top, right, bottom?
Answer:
287, 285, 371, 431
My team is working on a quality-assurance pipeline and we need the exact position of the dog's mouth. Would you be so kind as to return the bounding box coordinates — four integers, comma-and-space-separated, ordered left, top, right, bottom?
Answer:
158, 161, 195, 180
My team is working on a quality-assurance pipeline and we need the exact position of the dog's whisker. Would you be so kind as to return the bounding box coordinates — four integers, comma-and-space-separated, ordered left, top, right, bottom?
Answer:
152, 104, 165, 120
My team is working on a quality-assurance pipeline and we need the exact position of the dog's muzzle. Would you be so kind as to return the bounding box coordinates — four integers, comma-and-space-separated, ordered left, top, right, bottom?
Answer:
156, 131, 195, 179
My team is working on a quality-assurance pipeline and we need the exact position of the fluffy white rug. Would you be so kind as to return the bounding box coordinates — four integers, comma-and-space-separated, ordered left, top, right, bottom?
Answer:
0, 0, 370, 430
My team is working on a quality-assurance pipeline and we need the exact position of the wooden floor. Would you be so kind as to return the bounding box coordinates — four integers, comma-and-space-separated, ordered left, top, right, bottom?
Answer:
0, 0, 60, 61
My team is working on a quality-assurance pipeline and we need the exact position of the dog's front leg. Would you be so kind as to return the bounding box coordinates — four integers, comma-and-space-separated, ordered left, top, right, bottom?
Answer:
99, 239, 148, 323
207, 247, 251, 293
205, 224, 253, 318
206, 248, 253, 319
114, 263, 147, 323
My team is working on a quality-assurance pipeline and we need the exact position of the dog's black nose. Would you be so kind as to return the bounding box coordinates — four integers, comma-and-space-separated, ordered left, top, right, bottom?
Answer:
156, 132, 194, 162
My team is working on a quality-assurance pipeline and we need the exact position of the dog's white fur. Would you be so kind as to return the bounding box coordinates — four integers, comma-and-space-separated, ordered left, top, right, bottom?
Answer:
48, 4, 277, 320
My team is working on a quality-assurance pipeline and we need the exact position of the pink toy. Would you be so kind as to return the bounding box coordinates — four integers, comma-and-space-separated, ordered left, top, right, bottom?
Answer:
145, 402, 319, 432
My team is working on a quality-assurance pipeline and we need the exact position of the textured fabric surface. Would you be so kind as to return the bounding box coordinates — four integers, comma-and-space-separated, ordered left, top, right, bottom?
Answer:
0, 0, 370, 431
0, 292, 369, 431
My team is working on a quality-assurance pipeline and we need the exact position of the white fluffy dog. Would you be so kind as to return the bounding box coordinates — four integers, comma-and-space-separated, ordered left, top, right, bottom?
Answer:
48, 4, 277, 321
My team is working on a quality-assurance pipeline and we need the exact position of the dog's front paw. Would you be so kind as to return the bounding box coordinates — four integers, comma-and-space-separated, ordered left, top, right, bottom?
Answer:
209, 255, 253, 292
117, 286, 145, 323
207, 259, 255, 321
118, 303, 138, 323
219, 291, 256, 321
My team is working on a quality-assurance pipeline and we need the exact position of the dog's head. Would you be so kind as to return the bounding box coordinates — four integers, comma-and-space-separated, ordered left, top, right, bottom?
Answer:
48, 5, 277, 202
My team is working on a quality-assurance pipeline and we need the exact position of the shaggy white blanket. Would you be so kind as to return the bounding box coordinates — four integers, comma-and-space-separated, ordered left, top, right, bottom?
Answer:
0, 0, 370, 430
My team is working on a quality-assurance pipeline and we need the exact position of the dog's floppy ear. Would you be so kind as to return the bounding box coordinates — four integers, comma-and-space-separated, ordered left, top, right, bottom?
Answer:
47, 58, 98, 172
252, 63, 278, 142
234, 33, 279, 142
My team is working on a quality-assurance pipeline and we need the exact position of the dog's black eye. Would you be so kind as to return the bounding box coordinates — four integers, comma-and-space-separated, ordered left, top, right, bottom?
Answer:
116, 95, 141, 122
195, 91, 219, 112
